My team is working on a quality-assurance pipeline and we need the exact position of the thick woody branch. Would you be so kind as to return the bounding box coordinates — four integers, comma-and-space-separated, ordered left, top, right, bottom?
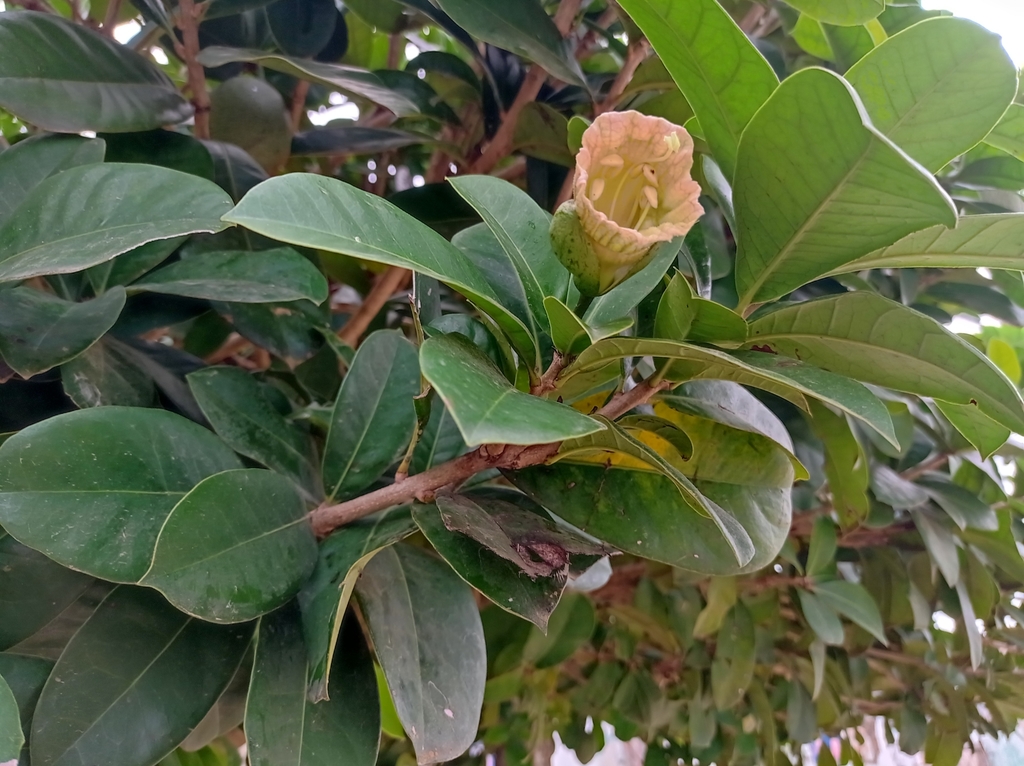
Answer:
338, 264, 412, 347
309, 378, 670, 537
174, 0, 210, 139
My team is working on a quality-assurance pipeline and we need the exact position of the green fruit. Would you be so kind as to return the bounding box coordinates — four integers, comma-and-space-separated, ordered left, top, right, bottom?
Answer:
209, 75, 291, 173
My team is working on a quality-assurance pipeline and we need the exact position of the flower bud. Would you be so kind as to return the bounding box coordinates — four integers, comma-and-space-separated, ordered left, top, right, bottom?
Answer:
550, 110, 703, 296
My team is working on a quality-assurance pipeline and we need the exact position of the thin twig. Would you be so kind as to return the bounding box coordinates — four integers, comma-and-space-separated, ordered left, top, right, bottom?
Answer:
337, 265, 411, 347
101, 0, 123, 34
174, 0, 211, 139
310, 378, 670, 536
290, 80, 310, 134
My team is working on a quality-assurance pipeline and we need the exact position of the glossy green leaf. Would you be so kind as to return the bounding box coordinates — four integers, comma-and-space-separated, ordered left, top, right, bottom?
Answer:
654, 272, 696, 342
0, 133, 105, 225
30, 586, 251, 766
141, 469, 316, 624
871, 464, 929, 510
937, 400, 1012, 460
583, 238, 680, 327
421, 333, 604, 447
413, 501, 565, 629
356, 544, 486, 765
917, 475, 998, 532
846, 17, 1017, 172
246, 603, 380, 766
0, 652, 52, 765
512, 396, 794, 576
812, 579, 887, 644
297, 508, 416, 702
545, 296, 595, 356
808, 399, 870, 528
654, 272, 745, 346
733, 67, 956, 308
0, 408, 241, 582
0, 12, 191, 132
87, 237, 185, 294
411, 401, 466, 475
451, 175, 572, 343
188, 366, 322, 501
0, 164, 233, 284
0, 286, 125, 378
0, 534, 93, 651
0, 671, 21, 762
986, 103, 1024, 161
836, 214, 1024, 272
223, 174, 536, 364
616, 0, 778, 179
292, 126, 429, 156
196, 47, 418, 116
565, 337, 898, 448
747, 292, 1024, 435
554, 417, 755, 568
61, 336, 158, 409
805, 517, 837, 579
133, 248, 328, 304
322, 331, 419, 501
962, 509, 1024, 582
432, 0, 584, 87
5, 581, 114, 661
785, 0, 882, 26
101, 129, 214, 180
798, 589, 845, 646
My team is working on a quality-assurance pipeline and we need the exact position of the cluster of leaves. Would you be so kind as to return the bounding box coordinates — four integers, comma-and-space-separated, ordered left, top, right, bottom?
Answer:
4, 1, 1024, 766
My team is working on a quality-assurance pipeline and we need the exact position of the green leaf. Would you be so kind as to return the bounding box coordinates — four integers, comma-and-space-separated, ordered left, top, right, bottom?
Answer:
870, 464, 929, 509
846, 17, 1017, 172
188, 366, 323, 502
955, 579, 983, 669
654, 272, 696, 342
292, 126, 429, 156
246, 603, 380, 766
693, 576, 736, 638
935, 400, 1010, 460
814, 579, 887, 644
132, 248, 328, 304
61, 336, 158, 409
0, 534, 93, 651
141, 469, 317, 623
413, 501, 566, 630
512, 396, 794, 576
912, 509, 961, 587
297, 508, 417, 702
616, 0, 778, 179
195, 47, 419, 116
0, 652, 52, 764
784, 0, 882, 26
522, 592, 595, 668
917, 475, 997, 532
322, 330, 420, 502
0, 286, 125, 378
747, 292, 1024, 435
0, 164, 233, 284
0, 12, 191, 132
223, 174, 536, 365
962, 509, 1024, 582
733, 67, 956, 308
101, 129, 214, 180
0, 408, 242, 582
565, 337, 898, 448
798, 589, 845, 646
431, 0, 585, 88
986, 103, 1024, 161
512, 102, 573, 166
835, 214, 1024, 274
654, 272, 746, 346
710, 603, 755, 709
786, 679, 817, 744
420, 333, 604, 447
0, 133, 105, 225
30, 586, 251, 766
583, 238, 681, 328
808, 399, 870, 527
0, 671, 22, 763
450, 175, 572, 344
87, 237, 186, 294
411, 401, 466, 474
554, 417, 755, 568
544, 296, 594, 356
805, 517, 837, 578
356, 544, 486, 765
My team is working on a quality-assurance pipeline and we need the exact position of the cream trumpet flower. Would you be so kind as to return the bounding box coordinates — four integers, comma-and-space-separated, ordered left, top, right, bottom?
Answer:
550, 111, 703, 296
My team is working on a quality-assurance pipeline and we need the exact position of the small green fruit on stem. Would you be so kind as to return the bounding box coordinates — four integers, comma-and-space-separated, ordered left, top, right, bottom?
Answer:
550, 110, 704, 296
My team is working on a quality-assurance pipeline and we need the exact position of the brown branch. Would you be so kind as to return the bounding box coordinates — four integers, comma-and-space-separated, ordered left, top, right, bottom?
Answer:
469, 0, 582, 175
290, 80, 310, 134
174, 0, 211, 139
310, 378, 670, 537
596, 38, 649, 116
338, 265, 411, 347
101, 0, 123, 34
